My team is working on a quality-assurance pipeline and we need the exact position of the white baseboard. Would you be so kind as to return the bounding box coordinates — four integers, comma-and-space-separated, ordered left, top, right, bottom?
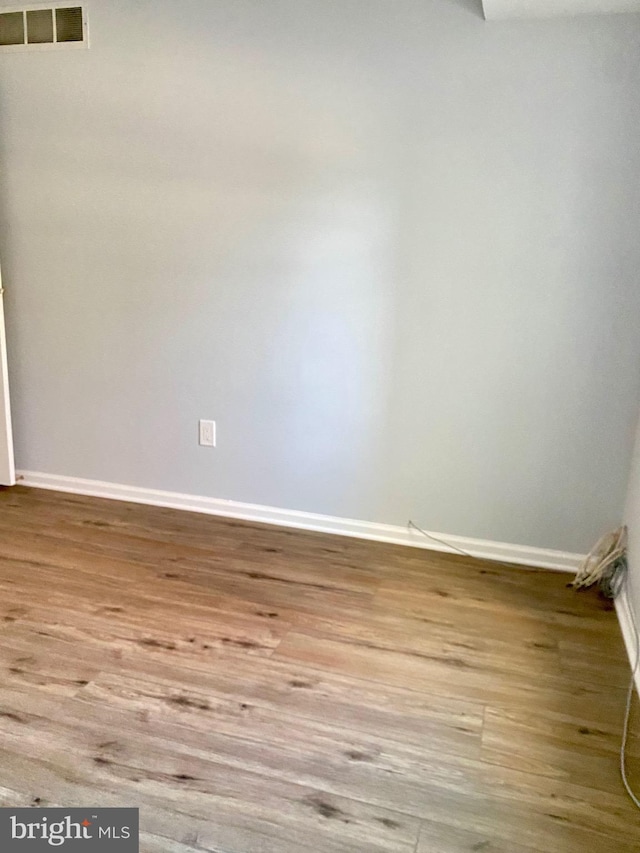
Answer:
15, 470, 584, 572
615, 587, 640, 697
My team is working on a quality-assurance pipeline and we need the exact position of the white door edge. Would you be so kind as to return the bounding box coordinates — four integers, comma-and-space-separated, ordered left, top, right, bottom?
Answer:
0, 266, 16, 486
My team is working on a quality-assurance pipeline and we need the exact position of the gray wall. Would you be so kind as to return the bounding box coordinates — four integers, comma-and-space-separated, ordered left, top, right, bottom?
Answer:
1, 0, 640, 553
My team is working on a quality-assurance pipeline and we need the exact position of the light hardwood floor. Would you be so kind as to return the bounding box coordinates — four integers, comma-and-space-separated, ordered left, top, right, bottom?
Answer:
0, 486, 638, 852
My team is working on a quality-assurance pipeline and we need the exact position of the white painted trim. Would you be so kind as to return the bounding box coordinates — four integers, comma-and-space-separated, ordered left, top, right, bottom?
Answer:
0, 283, 15, 486
16, 470, 583, 572
615, 587, 640, 697
482, 0, 640, 19
0, 40, 87, 53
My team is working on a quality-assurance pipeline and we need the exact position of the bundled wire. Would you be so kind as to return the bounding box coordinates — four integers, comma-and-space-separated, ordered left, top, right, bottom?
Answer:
570, 525, 627, 598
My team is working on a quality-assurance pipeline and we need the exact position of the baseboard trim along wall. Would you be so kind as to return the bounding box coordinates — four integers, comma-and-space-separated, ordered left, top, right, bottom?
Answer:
615, 588, 640, 697
17, 470, 584, 572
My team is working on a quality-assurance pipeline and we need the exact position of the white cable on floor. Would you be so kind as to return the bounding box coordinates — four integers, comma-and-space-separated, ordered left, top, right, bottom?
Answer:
407, 520, 474, 559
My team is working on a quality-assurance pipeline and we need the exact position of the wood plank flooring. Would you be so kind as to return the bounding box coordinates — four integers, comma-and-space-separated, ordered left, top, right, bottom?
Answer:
0, 485, 638, 852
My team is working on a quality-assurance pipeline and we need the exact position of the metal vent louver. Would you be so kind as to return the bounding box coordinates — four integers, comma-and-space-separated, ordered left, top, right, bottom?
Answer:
55, 6, 82, 41
0, 12, 24, 45
0, 5, 86, 50
27, 9, 53, 43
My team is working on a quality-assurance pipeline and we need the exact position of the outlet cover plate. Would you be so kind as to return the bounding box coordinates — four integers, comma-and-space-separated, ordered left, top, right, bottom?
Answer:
199, 419, 216, 447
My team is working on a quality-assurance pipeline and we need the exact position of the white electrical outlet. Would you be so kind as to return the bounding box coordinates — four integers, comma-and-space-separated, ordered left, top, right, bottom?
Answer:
199, 419, 216, 447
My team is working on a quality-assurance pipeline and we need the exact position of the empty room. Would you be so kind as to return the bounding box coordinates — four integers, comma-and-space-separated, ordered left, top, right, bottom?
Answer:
0, 0, 639, 850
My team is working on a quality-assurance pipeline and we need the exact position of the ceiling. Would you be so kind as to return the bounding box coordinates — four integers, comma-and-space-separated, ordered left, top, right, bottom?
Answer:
482, 0, 640, 18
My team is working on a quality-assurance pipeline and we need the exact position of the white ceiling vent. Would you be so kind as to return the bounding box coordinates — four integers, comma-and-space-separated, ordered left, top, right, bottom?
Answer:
0, 4, 87, 52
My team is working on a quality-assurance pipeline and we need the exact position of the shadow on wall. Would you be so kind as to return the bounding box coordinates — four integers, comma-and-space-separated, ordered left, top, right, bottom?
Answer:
0, 29, 400, 517
447, 0, 486, 19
